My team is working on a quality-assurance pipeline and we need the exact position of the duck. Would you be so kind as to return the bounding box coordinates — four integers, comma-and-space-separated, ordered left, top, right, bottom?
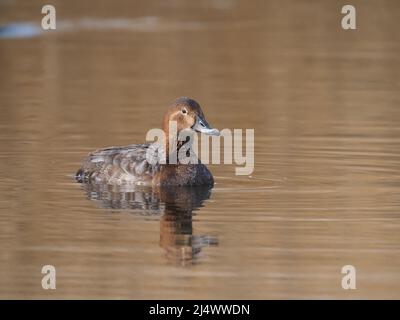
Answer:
75, 97, 220, 186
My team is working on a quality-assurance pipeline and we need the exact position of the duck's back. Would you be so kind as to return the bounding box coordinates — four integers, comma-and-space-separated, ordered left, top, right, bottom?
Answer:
76, 143, 214, 186
76, 143, 158, 185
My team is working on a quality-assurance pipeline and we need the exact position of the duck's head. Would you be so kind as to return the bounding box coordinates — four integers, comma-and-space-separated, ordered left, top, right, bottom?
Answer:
163, 97, 220, 137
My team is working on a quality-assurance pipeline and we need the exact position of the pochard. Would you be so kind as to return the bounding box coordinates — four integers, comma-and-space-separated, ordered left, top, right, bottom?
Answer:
76, 97, 219, 186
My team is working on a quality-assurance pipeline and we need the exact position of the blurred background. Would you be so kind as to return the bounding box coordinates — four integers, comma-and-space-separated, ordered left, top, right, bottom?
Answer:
0, 0, 400, 299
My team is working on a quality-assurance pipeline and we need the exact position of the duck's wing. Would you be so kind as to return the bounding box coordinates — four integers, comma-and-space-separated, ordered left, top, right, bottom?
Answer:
76, 143, 160, 184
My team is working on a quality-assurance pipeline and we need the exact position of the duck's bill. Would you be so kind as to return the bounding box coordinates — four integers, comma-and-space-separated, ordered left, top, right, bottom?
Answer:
192, 116, 220, 136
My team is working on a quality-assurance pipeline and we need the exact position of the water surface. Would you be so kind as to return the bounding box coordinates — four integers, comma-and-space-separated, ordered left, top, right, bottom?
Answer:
1, 0, 400, 299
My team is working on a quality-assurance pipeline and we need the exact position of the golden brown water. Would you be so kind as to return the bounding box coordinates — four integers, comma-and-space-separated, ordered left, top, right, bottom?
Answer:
1, 0, 400, 299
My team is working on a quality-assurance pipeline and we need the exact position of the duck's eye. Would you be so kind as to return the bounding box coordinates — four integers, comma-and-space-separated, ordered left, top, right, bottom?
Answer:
181, 108, 187, 114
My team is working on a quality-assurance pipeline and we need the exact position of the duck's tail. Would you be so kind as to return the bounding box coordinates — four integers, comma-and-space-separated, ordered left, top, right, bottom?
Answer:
75, 168, 89, 183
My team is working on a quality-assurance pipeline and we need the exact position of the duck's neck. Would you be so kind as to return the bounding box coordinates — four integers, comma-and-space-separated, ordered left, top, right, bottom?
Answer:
164, 135, 193, 164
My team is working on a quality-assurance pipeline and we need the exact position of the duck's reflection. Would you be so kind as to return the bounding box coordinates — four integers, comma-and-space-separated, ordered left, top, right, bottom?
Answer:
81, 183, 218, 265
